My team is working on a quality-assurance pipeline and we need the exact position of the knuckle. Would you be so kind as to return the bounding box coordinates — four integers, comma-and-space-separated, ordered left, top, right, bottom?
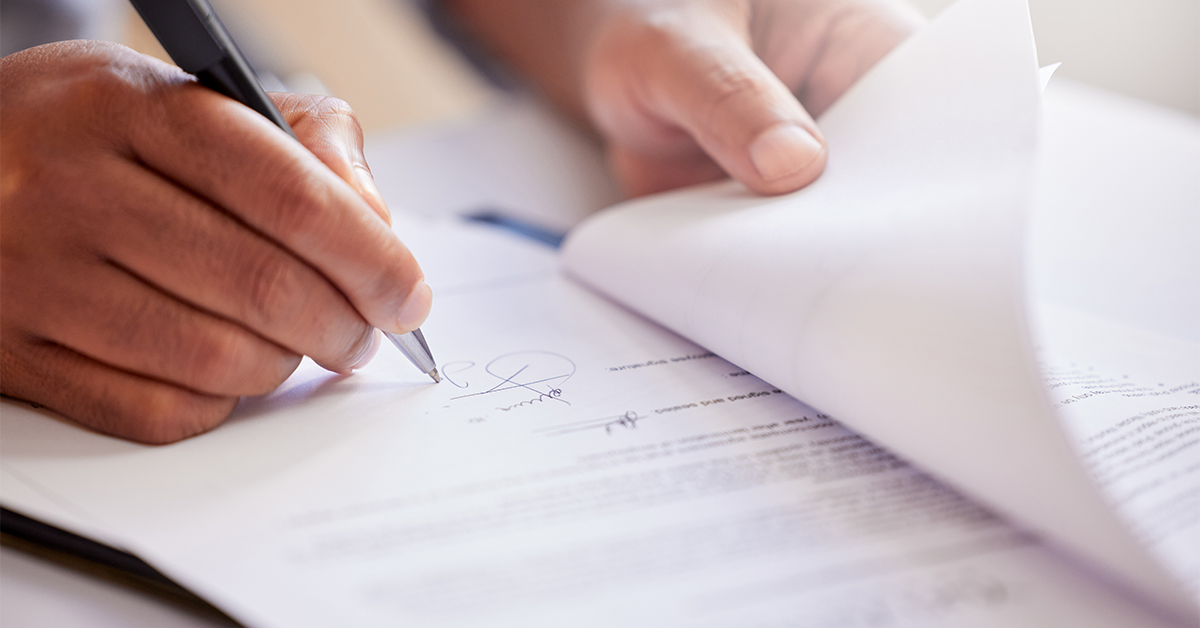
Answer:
71, 45, 186, 115
0, 152, 45, 222
269, 353, 304, 389
121, 387, 191, 441
105, 386, 235, 444
329, 322, 375, 371
238, 251, 301, 328
1, 45, 176, 203
314, 96, 358, 123
75, 62, 135, 100
705, 65, 771, 112
620, 8, 687, 48
282, 95, 364, 161
187, 331, 248, 393
258, 160, 336, 234
313, 96, 365, 158
595, 8, 774, 132
186, 328, 298, 396
590, 8, 684, 74
241, 353, 300, 396
304, 96, 362, 142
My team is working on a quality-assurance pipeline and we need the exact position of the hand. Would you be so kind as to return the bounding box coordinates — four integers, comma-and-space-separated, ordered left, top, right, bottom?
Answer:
447, 0, 924, 196
0, 41, 431, 443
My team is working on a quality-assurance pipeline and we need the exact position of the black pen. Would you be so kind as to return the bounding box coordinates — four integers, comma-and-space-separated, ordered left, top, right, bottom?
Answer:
128, 0, 440, 383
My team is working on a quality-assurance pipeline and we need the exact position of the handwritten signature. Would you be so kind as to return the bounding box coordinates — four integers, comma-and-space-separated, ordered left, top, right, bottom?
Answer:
604, 410, 640, 434
497, 387, 566, 411
445, 351, 576, 411
534, 410, 641, 437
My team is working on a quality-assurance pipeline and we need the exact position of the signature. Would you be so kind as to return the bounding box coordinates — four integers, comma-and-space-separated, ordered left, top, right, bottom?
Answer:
497, 387, 566, 411
604, 410, 640, 434
535, 410, 642, 437
446, 351, 576, 411
440, 361, 476, 389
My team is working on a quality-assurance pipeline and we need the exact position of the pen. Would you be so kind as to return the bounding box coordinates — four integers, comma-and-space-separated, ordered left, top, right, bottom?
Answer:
129, 0, 440, 383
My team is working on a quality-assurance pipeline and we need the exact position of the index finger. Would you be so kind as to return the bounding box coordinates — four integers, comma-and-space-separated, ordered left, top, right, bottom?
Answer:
270, 92, 393, 227
129, 81, 431, 335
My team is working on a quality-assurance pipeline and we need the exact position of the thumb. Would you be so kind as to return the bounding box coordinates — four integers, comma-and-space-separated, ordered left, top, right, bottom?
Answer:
589, 12, 827, 195
270, 93, 393, 225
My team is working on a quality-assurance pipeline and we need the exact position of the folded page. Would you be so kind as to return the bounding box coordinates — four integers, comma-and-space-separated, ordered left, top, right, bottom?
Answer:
561, 0, 1190, 615
1028, 77, 1200, 603
0, 213, 1183, 627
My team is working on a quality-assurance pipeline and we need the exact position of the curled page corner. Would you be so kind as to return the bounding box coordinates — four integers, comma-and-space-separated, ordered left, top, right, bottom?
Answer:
1040, 62, 1063, 91
563, 0, 1194, 619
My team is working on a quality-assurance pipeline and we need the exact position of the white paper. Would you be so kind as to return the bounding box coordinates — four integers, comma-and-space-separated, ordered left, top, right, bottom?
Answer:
1034, 304, 1200, 597
367, 96, 621, 232
1026, 76, 1200, 602
0, 219, 1183, 627
0, 547, 227, 628
561, 0, 1190, 615
1028, 79, 1200, 343
1, 0, 1196, 624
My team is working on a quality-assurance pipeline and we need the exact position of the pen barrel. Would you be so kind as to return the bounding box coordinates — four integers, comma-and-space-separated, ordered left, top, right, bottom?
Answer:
129, 0, 296, 138
195, 57, 296, 138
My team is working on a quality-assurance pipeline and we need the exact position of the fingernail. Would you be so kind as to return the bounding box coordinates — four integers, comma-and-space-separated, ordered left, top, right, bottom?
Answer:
749, 124, 824, 182
350, 329, 382, 370
354, 165, 392, 226
396, 280, 433, 332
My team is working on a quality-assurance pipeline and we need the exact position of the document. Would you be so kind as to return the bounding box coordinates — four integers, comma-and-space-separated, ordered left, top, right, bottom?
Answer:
1036, 304, 1200, 594
561, 0, 1194, 614
1, 0, 1196, 625
0, 228, 1183, 627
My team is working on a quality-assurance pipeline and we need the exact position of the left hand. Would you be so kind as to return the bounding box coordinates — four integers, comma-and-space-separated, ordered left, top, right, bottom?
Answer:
447, 0, 925, 197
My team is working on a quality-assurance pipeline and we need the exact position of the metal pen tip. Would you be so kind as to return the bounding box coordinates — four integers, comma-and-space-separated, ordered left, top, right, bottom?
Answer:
386, 329, 438, 383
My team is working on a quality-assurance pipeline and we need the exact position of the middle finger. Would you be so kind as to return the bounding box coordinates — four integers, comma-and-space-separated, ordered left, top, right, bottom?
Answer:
82, 156, 378, 373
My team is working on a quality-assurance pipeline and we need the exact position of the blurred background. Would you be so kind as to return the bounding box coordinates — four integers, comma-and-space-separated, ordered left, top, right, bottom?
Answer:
911, 0, 1198, 116
3, 0, 1195, 134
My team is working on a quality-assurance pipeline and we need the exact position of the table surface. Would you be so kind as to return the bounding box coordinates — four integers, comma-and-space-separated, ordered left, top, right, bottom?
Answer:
0, 545, 236, 627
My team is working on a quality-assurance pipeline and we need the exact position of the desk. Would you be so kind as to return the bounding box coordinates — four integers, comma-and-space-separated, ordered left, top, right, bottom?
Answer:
0, 545, 233, 627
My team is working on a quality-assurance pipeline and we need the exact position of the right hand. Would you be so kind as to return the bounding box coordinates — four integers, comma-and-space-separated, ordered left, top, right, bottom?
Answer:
0, 41, 431, 443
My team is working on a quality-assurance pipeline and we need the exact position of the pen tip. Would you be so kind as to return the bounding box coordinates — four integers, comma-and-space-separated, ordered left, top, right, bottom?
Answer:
429, 368, 441, 384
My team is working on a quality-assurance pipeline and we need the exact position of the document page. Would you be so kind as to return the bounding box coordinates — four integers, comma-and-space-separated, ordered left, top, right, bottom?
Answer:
0, 0, 1194, 623
560, 0, 1185, 611
368, 94, 621, 233
0, 214, 1182, 627
1024, 72, 1200, 602
1035, 304, 1200, 598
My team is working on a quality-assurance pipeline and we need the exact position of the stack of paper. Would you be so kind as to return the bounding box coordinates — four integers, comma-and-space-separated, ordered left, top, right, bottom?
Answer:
2, 0, 1196, 625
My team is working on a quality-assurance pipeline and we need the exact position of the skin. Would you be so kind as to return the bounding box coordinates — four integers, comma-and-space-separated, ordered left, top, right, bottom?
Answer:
446, 0, 925, 196
0, 0, 922, 443
0, 41, 430, 443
